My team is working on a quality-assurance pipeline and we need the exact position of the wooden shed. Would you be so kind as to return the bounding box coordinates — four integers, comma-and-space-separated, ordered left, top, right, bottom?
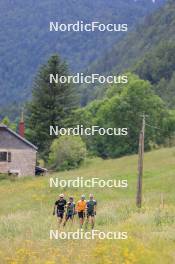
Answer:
0, 124, 37, 177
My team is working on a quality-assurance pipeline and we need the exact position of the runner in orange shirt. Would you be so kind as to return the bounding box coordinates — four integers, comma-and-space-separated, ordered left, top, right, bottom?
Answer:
76, 194, 86, 229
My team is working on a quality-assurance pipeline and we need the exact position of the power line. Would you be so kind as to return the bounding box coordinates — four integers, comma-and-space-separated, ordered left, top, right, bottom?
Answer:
145, 123, 162, 130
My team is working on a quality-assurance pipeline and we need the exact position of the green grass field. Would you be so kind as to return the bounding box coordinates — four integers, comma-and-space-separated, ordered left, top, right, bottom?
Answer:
0, 147, 175, 264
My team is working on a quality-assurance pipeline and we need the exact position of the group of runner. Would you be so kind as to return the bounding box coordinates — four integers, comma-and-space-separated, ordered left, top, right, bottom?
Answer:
53, 194, 97, 229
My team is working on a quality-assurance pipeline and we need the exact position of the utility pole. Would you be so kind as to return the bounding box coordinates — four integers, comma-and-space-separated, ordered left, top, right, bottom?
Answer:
136, 114, 146, 208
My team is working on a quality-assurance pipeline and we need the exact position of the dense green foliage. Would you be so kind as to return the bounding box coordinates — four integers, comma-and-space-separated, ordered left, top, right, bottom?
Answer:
26, 55, 77, 160
82, 0, 174, 105
48, 135, 87, 171
25, 63, 175, 162
74, 74, 172, 158
0, 0, 165, 114
134, 41, 175, 108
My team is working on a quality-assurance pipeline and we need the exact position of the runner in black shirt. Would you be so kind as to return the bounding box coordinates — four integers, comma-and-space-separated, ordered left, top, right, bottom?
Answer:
53, 194, 67, 226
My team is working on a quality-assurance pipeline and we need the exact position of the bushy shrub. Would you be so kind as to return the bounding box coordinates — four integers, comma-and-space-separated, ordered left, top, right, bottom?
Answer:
73, 73, 171, 158
48, 135, 87, 171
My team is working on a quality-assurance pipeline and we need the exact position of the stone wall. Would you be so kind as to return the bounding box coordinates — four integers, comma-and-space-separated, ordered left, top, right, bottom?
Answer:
0, 149, 36, 176
0, 127, 37, 176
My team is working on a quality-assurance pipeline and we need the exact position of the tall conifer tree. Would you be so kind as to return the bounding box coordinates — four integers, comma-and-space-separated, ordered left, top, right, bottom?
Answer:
26, 54, 77, 160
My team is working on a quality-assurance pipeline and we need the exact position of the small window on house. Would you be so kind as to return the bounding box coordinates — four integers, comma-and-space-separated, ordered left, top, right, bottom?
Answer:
0, 152, 7, 162
8, 152, 11, 162
0, 152, 12, 162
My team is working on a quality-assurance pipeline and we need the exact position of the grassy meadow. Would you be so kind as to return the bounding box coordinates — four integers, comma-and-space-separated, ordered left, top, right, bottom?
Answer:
0, 147, 175, 264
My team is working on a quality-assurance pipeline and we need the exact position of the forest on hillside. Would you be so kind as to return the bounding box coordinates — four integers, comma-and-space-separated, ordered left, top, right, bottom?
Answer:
0, 0, 165, 114
82, 0, 174, 106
